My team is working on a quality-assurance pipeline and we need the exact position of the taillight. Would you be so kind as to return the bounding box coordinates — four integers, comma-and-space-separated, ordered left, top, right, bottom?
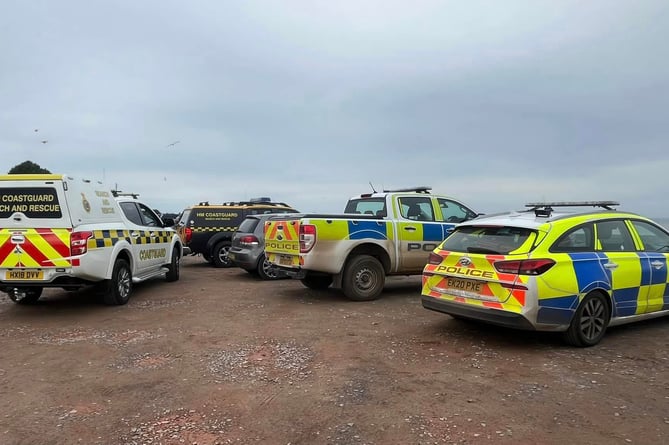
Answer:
70, 231, 93, 256
184, 227, 193, 243
494, 259, 555, 275
428, 252, 443, 265
240, 235, 259, 247
300, 224, 316, 253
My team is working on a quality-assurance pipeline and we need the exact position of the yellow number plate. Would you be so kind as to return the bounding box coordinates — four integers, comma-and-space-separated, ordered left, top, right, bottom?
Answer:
446, 277, 482, 293
279, 255, 293, 266
5, 270, 44, 281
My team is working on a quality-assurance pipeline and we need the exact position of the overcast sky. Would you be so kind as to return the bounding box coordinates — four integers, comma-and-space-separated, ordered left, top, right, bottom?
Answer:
2, 0, 668, 217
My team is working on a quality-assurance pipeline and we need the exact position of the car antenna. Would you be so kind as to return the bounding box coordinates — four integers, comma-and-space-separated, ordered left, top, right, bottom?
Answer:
369, 181, 377, 193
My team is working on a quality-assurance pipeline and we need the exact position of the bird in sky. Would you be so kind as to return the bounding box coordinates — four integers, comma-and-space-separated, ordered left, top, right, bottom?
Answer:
34, 129, 39, 132
41, 140, 48, 144
166, 141, 180, 148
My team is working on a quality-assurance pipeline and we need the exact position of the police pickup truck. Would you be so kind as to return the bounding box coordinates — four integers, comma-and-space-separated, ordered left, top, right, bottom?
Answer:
264, 187, 479, 301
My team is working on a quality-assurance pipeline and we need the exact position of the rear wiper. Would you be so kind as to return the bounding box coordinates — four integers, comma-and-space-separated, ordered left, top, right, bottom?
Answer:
467, 247, 501, 254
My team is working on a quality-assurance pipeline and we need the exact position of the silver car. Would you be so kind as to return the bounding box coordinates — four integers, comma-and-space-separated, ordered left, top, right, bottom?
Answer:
229, 214, 293, 280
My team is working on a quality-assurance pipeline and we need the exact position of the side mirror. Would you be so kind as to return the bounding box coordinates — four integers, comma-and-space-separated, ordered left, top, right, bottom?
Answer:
162, 218, 175, 227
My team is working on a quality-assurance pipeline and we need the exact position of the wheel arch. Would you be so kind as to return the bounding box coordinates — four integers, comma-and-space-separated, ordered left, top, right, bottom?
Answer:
107, 248, 132, 279
206, 233, 232, 253
582, 288, 613, 318
345, 243, 391, 274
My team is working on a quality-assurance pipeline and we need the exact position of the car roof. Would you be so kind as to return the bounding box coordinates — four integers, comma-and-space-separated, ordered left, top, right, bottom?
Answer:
459, 209, 647, 230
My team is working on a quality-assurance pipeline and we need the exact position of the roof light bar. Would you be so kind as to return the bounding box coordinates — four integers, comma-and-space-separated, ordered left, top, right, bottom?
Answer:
526, 201, 619, 210
381, 186, 432, 193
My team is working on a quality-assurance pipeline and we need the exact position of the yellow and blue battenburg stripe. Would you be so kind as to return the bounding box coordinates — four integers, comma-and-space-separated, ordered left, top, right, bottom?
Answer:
536, 252, 669, 324
344, 221, 455, 241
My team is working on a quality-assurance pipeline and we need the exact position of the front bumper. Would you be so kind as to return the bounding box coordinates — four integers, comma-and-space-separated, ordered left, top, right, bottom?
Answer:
421, 296, 535, 330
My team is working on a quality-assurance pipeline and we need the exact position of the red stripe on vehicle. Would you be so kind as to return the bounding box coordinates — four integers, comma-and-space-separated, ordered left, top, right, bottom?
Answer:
35, 228, 71, 258
18, 240, 55, 267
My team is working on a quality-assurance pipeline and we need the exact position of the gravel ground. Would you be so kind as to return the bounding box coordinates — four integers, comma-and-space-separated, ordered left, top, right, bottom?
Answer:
0, 255, 668, 445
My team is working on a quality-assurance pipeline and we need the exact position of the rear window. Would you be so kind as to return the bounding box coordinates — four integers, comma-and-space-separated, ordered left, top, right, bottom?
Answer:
440, 225, 537, 255
344, 198, 387, 217
238, 218, 260, 233
0, 187, 62, 218
248, 207, 297, 215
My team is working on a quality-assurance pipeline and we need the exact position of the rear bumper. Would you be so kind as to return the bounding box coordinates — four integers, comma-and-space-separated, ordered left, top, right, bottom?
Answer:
421, 296, 535, 330
1, 275, 96, 291
228, 250, 259, 270
275, 266, 307, 279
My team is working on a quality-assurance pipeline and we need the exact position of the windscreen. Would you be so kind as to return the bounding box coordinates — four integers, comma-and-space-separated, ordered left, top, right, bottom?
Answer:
440, 225, 537, 255
0, 187, 62, 218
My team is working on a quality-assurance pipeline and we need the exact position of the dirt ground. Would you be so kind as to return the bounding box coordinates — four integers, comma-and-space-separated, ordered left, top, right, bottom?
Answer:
1, 256, 668, 445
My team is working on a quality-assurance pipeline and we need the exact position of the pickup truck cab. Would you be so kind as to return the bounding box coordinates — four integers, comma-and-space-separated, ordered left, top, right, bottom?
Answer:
264, 187, 479, 300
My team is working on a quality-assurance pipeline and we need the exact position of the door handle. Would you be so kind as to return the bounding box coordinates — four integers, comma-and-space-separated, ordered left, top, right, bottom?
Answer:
404, 226, 417, 232
651, 260, 665, 269
604, 262, 618, 270
131, 232, 141, 238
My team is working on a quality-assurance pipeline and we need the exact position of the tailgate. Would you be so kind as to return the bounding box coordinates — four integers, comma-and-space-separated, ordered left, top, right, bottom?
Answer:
422, 250, 516, 305
0, 228, 73, 281
264, 218, 301, 267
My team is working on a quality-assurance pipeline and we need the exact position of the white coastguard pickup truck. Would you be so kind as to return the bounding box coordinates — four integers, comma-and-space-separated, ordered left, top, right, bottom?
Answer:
0, 174, 183, 305
264, 187, 479, 301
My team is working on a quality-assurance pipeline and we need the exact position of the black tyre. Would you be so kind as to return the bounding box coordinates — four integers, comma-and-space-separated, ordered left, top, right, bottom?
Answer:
212, 242, 233, 268
563, 292, 611, 347
257, 254, 280, 280
300, 274, 333, 290
342, 255, 385, 301
103, 259, 132, 306
165, 248, 180, 282
8, 287, 43, 305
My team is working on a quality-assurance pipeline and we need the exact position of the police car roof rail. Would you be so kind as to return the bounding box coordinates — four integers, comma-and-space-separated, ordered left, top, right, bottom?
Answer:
525, 201, 620, 217
381, 186, 432, 194
197, 201, 292, 207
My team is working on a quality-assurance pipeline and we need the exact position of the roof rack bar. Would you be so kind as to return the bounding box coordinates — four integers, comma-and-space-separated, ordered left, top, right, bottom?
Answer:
112, 190, 140, 199
196, 201, 291, 207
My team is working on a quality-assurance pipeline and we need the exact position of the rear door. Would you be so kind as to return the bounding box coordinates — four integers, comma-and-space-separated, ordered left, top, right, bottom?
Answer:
0, 179, 73, 284
422, 225, 539, 307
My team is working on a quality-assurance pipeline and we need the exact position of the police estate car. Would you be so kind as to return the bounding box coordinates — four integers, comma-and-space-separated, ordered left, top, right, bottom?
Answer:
421, 201, 669, 347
